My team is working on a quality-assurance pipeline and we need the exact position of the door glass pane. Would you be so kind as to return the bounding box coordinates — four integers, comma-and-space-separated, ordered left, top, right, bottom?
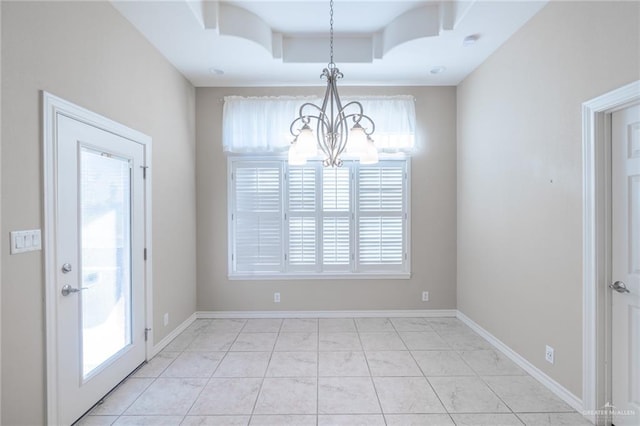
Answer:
80, 148, 132, 378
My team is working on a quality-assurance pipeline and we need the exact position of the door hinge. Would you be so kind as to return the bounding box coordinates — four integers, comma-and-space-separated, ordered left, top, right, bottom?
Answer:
144, 248, 147, 260
231, 253, 234, 261
141, 165, 149, 179
144, 328, 151, 342
405, 253, 408, 260
284, 253, 288, 261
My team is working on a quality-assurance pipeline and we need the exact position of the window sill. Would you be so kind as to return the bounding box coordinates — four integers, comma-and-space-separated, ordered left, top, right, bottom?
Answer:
228, 273, 411, 281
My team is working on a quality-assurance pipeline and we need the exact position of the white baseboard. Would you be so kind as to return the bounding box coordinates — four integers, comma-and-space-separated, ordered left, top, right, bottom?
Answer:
196, 309, 457, 319
150, 312, 197, 357
456, 310, 584, 413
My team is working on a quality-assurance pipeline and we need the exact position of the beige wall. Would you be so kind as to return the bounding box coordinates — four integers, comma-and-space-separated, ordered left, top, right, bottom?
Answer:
1, 2, 197, 424
457, 1, 640, 398
196, 86, 457, 311
0, 1, 3, 420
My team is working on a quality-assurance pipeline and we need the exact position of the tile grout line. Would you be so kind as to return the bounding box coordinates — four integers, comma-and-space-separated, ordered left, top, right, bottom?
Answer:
111, 320, 207, 422
112, 360, 162, 420
429, 320, 527, 424
396, 318, 458, 426
181, 318, 248, 421
381, 317, 428, 424
355, 318, 387, 425
80, 316, 582, 425
97, 334, 191, 422
248, 318, 284, 424
116, 331, 192, 422
79, 362, 152, 423
449, 329, 523, 420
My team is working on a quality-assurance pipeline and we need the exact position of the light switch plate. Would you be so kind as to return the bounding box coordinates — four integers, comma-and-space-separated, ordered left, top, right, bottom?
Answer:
10, 229, 42, 254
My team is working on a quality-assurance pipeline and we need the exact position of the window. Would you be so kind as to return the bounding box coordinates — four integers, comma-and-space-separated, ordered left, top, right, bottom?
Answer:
229, 158, 410, 279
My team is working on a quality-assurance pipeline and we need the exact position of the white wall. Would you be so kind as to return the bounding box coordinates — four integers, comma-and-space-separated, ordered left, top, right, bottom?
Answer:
457, 0, 640, 398
1, 2, 197, 424
196, 86, 457, 312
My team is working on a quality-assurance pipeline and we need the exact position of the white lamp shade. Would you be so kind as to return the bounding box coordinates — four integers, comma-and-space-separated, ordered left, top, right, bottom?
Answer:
347, 125, 367, 156
297, 126, 317, 157
359, 138, 379, 165
288, 143, 307, 165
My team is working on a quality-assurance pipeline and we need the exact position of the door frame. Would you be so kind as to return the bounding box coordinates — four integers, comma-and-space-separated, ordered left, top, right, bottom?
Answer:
582, 80, 640, 424
42, 92, 153, 424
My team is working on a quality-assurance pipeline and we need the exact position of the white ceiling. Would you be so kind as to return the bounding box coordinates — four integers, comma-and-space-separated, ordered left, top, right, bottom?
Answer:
111, 0, 548, 87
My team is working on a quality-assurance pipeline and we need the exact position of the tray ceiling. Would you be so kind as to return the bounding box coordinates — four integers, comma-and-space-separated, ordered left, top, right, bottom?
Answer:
111, 0, 548, 87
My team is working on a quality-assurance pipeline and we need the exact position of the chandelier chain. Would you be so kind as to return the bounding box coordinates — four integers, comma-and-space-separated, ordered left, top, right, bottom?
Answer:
329, 0, 334, 67
288, 0, 378, 167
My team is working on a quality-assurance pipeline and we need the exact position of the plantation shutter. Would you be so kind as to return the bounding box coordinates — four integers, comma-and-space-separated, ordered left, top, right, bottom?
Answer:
287, 166, 318, 271
232, 162, 283, 273
322, 167, 351, 271
357, 162, 406, 271
228, 158, 409, 278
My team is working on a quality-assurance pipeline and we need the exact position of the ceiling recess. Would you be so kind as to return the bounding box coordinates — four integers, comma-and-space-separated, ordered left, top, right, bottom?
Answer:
111, 0, 549, 87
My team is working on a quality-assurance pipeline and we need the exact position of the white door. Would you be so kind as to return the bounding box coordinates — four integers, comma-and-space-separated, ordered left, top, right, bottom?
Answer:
611, 104, 640, 426
56, 114, 146, 424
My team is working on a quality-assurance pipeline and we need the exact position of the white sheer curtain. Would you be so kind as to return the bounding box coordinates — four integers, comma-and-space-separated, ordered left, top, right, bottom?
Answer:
357, 96, 415, 153
223, 95, 415, 154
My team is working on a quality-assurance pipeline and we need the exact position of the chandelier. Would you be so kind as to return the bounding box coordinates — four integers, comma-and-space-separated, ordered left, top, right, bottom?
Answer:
288, 0, 378, 167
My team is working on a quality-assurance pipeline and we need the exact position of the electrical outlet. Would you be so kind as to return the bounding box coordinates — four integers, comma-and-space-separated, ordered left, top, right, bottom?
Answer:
274, 292, 281, 303
545, 345, 554, 364
163, 313, 169, 327
422, 291, 429, 302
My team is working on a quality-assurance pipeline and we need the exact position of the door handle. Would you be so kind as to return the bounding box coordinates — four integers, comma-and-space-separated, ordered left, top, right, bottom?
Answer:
61, 284, 84, 297
609, 281, 631, 294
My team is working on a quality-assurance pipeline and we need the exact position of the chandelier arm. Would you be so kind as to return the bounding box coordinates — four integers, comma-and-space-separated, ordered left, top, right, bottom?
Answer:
336, 112, 349, 156
338, 101, 364, 120
317, 113, 333, 158
315, 92, 333, 148
329, 72, 350, 158
290, 101, 332, 138
325, 133, 338, 166
329, 71, 344, 114
289, 114, 323, 137
319, 69, 332, 111
337, 113, 376, 136
334, 119, 349, 162
318, 72, 336, 162
336, 102, 376, 135
298, 102, 325, 119
316, 68, 335, 160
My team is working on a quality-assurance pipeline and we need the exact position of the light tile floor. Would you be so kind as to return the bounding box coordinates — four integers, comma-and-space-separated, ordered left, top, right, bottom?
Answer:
77, 317, 591, 426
